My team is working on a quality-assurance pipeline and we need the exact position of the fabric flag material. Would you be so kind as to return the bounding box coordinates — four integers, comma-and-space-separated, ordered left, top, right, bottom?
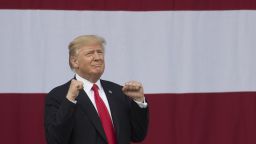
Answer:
1, 0, 256, 144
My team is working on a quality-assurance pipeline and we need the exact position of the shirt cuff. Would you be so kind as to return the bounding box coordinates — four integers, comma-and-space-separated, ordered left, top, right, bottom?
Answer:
134, 98, 148, 108
66, 97, 77, 104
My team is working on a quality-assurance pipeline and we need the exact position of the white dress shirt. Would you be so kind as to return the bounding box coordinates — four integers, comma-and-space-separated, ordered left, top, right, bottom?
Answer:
75, 74, 113, 119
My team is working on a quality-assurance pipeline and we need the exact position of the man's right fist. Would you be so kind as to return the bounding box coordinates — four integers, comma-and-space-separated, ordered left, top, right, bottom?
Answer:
66, 79, 83, 102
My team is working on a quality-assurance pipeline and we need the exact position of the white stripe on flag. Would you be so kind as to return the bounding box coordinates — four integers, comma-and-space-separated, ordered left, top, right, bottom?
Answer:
1, 10, 256, 93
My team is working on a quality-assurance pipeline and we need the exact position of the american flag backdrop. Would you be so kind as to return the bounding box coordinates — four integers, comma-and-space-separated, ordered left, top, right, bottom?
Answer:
1, 0, 256, 144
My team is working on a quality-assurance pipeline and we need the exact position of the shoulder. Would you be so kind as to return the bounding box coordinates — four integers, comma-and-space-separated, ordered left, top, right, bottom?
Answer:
100, 79, 123, 90
49, 80, 71, 93
100, 79, 130, 102
46, 80, 72, 101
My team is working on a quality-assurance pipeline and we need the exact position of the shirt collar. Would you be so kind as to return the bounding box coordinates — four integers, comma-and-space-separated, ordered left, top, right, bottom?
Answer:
75, 74, 103, 94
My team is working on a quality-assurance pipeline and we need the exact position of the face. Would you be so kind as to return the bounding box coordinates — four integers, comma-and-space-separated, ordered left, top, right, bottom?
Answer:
71, 44, 105, 82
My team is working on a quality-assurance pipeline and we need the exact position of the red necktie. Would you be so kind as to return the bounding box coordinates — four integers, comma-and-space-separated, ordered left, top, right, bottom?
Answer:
92, 84, 117, 144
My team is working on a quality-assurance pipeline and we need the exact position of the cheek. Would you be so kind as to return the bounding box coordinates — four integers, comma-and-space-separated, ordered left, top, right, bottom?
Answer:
78, 57, 91, 64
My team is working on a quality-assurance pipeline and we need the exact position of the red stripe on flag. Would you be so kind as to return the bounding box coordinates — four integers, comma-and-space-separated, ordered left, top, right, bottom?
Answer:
144, 92, 256, 144
0, 0, 256, 10
0, 93, 46, 144
1, 92, 256, 144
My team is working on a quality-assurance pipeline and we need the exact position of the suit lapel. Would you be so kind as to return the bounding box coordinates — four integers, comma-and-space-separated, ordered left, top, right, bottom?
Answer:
101, 80, 120, 142
76, 89, 107, 142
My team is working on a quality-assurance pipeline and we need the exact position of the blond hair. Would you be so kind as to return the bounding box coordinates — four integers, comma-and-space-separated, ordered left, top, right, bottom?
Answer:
68, 35, 106, 69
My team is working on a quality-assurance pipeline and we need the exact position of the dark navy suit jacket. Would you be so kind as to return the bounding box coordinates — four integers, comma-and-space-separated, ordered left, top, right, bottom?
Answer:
44, 79, 149, 144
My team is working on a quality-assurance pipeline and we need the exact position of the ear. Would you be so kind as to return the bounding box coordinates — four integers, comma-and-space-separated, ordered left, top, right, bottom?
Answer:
70, 55, 79, 69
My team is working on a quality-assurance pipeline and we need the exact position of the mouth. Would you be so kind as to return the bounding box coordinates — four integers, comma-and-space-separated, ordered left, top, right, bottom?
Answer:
92, 64, 103, 67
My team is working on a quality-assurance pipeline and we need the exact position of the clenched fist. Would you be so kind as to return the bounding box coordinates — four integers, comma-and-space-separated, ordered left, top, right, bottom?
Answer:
122, 81, 145, 102
66, 79, 83, 102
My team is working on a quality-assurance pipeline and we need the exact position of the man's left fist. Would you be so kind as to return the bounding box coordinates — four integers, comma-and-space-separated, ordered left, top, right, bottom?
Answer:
122, 81, 145, 102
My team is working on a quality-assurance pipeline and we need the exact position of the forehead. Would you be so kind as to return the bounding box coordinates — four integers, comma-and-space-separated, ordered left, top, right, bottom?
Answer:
79, 44, 104, 52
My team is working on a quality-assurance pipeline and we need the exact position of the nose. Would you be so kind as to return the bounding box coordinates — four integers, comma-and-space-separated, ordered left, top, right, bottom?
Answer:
93, 52, 102, 60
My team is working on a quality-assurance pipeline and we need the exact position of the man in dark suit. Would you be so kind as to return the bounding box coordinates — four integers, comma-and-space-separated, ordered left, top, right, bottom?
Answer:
44, 35, 149, 144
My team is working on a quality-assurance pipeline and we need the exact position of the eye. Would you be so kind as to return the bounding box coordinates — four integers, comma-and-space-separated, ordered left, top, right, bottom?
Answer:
97, 50, 104, 54
85, 51, 94, 56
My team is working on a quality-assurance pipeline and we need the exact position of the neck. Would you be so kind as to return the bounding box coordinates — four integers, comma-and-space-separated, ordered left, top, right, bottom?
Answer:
76, 72, 100, 83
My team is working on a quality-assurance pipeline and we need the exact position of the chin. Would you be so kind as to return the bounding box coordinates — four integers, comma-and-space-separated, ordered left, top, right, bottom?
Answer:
93, 70, 104, 76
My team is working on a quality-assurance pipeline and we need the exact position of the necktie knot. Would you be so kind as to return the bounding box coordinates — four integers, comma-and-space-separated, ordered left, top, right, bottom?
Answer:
92, 84, 99, 91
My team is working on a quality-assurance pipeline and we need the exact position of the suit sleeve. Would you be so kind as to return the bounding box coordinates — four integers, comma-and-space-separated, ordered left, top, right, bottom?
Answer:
44, 88, 76, 144
129, 99, 149, 142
